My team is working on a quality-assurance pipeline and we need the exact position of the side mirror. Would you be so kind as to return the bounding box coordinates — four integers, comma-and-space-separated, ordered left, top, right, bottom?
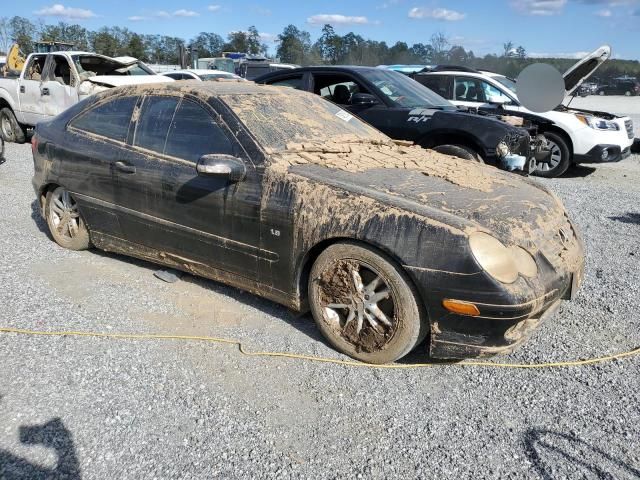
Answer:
487, 96, 508, 106
351, 93, 379, 107
196, 154, 246, 182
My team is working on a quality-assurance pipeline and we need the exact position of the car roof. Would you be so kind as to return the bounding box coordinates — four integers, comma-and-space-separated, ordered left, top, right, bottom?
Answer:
163, 69, 236, 76
103, 80, 289, 98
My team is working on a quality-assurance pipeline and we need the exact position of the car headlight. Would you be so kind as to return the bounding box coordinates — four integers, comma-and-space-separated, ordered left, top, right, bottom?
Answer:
509, 246, 538, 278
469, 232, 519, 284
575, 114, 619, 131
496, 141, 510, 158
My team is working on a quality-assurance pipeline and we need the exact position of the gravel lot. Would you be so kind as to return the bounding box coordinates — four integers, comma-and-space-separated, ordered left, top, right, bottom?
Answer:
1, 97, 639, 479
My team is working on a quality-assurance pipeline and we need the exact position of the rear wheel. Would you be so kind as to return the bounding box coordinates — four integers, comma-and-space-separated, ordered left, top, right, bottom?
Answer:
309, 242, 427, 364
533, 132, 570, 178
45, 186, 91, 250
625, 91, 631, 97
599, 90, 605, 96
0, 107, 26, 144
433, 144, 484, 163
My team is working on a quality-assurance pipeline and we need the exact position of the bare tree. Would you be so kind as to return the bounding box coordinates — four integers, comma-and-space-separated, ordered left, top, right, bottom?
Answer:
430, 32, 449, 63
0, 17, 12, 55
503, 41, 515, 58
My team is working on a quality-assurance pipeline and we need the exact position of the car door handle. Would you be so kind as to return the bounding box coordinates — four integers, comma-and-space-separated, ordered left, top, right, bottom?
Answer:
41, 88, 50, 96
115, 161, 136, 174
20, 86, 25, 93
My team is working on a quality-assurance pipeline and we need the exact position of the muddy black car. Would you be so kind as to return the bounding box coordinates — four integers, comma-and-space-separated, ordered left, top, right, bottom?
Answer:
32, 82, 584, 363
255, 66, 545, 171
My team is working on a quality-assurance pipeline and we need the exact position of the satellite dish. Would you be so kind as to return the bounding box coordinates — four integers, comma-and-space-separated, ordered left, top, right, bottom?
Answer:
516, 63, 565, 113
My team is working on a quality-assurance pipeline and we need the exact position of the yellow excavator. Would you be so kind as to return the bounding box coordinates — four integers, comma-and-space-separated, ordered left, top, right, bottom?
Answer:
4, 44, 26, 76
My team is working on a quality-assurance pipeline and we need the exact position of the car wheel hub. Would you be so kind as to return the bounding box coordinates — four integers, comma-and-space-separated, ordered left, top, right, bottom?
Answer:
321, 261, 396, 345
1, 116, 11, 138
536, 140, 561, 172
50, 190, 80, 239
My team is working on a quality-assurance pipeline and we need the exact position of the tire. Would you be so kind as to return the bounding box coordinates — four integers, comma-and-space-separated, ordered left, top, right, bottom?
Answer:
598, 90, 605, 96
45, 186, 91, 250
0, 107, 26, 144
625, 91, 631, 97
308, 242, 427, 364
533, 131, 570, 178
433, 144, 484, 163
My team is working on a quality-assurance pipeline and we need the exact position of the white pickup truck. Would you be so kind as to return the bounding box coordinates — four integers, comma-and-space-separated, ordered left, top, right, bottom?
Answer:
0, 51, 172, 143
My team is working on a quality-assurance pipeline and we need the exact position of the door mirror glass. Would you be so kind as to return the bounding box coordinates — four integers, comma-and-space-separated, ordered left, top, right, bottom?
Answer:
197, 154, 246, 182
351, 93, 378, 107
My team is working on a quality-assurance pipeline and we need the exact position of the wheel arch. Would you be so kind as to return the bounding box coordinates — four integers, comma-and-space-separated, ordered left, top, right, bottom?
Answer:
417, 130, 486, 158
540, 125, 574, 156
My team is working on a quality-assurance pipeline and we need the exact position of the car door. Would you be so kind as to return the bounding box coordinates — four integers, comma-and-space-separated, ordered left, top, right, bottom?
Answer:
62, 94, 139, 237
40, 54, 79, 118
114, 94, 260, 279
17, 54, 48, 125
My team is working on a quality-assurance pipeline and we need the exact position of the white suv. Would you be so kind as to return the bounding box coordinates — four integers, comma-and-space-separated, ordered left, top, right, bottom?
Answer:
414, 51, 635, 177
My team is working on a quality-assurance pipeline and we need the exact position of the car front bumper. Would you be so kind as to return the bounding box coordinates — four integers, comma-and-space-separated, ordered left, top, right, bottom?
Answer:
573, 144, 632, 164
404, 223, 585, 360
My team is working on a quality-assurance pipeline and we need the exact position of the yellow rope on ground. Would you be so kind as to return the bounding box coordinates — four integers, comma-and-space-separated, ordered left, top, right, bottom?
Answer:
1, 327, 638, 369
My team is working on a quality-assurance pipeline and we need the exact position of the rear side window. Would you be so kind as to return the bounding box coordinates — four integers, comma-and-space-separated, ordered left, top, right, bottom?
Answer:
134, 96, 179, 153
417, 75, 451, 99
165, 99, 233, 162
268, 75, 304, 90
71, 96, 137, 142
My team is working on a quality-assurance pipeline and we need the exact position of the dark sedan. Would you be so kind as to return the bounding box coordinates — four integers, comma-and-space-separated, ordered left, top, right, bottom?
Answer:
255, 66, 546, 171
32, 82, 584, 363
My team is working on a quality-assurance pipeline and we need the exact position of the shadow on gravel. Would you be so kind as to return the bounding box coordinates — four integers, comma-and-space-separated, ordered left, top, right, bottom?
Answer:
0, 416, 81, 479
523, 429, 640, 479
560, 165, 597, 178
89, 248, 329, 346
30, 199, 51, 238
609, 212, 640, 225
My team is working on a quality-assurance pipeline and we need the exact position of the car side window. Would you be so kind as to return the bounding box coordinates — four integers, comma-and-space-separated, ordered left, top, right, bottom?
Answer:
480, 81, 512, 104
70, 96, 138, 142
417, 75, 451, 99
134, 96, 180, 154
46, 55, 74, 86
24, 55, 47, 81
454, 77, 486, 103
313, 75, 371, 105
164, 99, 233, 163
268, 75, 304, 90
165, 73, 182, 80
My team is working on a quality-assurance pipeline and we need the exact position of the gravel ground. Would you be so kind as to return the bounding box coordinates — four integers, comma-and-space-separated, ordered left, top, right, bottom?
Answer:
1, 100, 639, 478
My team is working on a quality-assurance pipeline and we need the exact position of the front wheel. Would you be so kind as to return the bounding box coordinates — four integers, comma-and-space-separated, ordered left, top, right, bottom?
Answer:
45, 186, 91, 250
0, 108, 26, 143
309, 242, 427, 364
432, 144, 484, 163
533, 132, 570, 178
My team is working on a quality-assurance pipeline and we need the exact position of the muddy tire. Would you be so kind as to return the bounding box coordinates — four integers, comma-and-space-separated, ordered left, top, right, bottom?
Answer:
45, 186, 91, 250
433, 144, 484, 163
533, 131, 570, 178
309, 242, 427, 364
0, 107, 26, 144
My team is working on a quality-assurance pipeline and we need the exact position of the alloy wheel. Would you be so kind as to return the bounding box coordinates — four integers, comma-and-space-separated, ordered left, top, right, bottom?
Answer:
49, 189, 81, 239
536, 139, 562, 172
319, 260, 398, 349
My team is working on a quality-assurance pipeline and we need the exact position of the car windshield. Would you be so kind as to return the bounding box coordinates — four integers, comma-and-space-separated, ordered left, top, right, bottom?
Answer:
222, 90, 389, 152
72, 55, 154, 78
493, 75, 518, 94
363, 69, 454, 109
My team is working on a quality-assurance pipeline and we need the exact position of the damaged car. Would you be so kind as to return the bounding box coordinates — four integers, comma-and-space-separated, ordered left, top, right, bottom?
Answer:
255, 66, 550, 174
32, 82, 585, 363
0, 50, 173, 143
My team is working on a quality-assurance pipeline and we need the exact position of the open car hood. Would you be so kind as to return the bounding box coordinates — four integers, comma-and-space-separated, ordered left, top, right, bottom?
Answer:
83, 75, 174, 87
563, 45, 610, 95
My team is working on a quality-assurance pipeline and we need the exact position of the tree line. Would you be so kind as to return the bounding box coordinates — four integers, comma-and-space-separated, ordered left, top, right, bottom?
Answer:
1, 16, 638, 80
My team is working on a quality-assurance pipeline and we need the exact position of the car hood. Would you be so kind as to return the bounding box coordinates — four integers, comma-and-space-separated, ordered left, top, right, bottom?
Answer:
563, 45, 610, 95
82, 75, 174, 87
277, 140, 569, 245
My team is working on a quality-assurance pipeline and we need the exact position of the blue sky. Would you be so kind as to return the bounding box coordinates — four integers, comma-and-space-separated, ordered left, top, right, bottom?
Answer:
10, 0, 640, 59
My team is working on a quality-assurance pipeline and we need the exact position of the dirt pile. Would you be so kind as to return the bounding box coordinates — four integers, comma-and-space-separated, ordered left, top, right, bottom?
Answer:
274, 139, 512, 192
